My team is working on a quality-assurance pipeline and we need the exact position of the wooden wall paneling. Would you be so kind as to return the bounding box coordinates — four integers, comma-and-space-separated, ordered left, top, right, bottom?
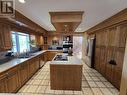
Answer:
94, 47, 101, 71
99, 46, 107, 76
112, 47, 125, 89
105, 47, 114, 83
118, 24, 127, 48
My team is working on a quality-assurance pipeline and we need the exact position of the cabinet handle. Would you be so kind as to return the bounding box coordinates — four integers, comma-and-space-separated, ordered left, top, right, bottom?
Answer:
108, 60, 117, 65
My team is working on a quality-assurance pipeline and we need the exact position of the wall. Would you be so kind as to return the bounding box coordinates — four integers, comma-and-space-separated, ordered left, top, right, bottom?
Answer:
120, 40, 127, 95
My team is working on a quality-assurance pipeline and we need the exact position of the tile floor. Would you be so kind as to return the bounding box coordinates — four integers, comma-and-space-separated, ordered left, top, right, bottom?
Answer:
18, 61, 119, 95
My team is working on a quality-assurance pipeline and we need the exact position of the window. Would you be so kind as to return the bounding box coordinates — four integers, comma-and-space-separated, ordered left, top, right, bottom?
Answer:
11, 32, 30, 53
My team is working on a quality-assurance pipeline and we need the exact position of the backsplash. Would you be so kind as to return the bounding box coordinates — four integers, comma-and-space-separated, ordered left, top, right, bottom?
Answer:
0, 51, 7, 60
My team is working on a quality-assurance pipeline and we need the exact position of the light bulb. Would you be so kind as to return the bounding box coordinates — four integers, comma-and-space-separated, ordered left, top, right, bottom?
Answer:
18, 0, 26, 3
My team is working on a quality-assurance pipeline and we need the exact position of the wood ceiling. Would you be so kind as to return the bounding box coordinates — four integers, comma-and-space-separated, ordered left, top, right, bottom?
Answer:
49, 11, 84, 33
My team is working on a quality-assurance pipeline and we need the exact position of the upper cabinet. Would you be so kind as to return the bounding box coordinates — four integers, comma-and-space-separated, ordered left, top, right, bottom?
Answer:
0, 23, 12, 51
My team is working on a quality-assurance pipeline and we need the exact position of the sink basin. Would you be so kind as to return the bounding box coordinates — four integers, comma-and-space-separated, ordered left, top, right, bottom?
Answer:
54, 54, 68, 61
18, 53, 35, 59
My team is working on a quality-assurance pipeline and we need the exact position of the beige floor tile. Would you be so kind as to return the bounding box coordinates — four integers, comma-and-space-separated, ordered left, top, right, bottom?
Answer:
100, 88, 113, 95
82, 88, 94, 95
88, 81, 98, 88
103, 81, 114, 88
64, 90, 74, 94
89, 72, 96, 77
54, 90, 64, 94
41, 80, 49, 85
73, 91, 83, 95
45, 86, 55, 94
18, 61, 119, 95
95, 82, 106, 87
91, 77, 100, 81
36, 86, 47, 93
26, 85, 38, 93
109, 88, 119, 95
82, 81, 89, 87
18, 85, 30, 93
91, 88, 103, 95
99, 77, 108, 82
85, 77, 93, 81
26, 79, 35, 85
32, 80, 42, 85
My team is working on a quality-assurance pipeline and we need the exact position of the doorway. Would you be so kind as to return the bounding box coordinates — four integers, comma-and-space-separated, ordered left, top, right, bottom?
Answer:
73, 36, 83, 59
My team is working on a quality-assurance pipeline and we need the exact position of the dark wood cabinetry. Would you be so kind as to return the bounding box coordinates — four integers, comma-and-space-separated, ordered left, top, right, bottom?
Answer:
6, 67, 20, 93
94, 22, 127, 89
0, 75, 7, 93
19, 61, 29, 86
0, 23, 12, 51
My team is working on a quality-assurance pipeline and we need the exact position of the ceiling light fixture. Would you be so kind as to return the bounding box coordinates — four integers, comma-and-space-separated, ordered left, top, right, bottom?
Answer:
18, 0, 26, 3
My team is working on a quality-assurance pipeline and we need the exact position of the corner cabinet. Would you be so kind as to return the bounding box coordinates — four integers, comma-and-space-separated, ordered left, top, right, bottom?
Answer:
0, 23, 12, 51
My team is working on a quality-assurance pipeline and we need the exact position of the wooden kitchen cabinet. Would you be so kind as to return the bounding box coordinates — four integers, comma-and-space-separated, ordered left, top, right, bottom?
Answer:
0, 23, 12, 51
19, 61, 29, 86
28, 56, 40, 78
94, 47, 101, 72
112, 47, 125, 89
47, 51, 63, 61
6, 66, 20, 93
0, 74, 7, 93
39, 54, 45, 68
99, 47, 107, 76
94, 22, 127, 89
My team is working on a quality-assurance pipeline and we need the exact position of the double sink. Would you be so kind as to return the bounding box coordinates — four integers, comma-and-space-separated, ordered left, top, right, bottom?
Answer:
54, 54, 68, 61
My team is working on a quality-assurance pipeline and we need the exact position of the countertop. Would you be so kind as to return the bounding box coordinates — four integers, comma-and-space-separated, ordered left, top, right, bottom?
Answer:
0, 50, 62, 73
51, 53, 82, 65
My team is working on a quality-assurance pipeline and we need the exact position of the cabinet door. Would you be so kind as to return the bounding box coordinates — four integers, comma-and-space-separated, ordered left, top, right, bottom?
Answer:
112, 48, 125, 89
0, 75, 7, 93
100, 47, 107, 76
35, 56, 40, 71
40, 54, 45, 67
3, 24, 12, 49
6, 67, 19, 93
118, 24, 127, 47
94, 47, 101, 72
19, 61, 28, 86
47, 51, 58, 61
28, 59, 35, 77
0, 24, 12, 50
105, 47, 114, 82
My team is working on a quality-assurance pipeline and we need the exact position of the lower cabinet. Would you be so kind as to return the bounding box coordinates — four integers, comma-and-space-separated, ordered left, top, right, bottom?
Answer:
0, 51, 61, 93
39, 54, 45, 68
28, 57, 40, 78
6, 67, 20, 93
0, 75, 7, 93
19, 61, 29, 86
47, 51, 63, 61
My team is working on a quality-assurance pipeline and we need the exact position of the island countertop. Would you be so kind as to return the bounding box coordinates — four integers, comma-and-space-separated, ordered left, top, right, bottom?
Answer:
50, 53, 83, 65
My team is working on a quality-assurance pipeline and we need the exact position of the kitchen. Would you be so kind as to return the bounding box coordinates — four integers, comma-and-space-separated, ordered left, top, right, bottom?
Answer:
0, 0, 127, 95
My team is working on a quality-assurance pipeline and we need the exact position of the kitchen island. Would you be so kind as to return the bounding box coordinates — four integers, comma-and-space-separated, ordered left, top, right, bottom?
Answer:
50, 53, 83, 91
